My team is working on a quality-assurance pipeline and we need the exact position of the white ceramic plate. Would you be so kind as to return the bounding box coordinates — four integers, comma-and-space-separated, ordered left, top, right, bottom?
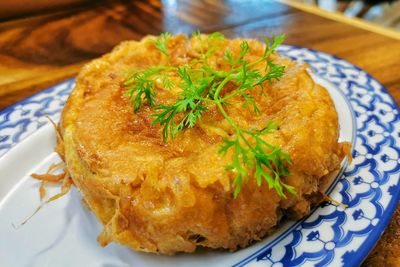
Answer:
1, 45, 399, 267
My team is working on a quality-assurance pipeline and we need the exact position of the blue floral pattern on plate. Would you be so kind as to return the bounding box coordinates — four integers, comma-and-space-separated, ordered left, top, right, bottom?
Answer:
0, 46, 399, 267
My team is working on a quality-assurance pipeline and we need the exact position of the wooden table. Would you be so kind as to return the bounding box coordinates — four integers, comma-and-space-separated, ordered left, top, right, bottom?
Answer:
0, 0, 399, 265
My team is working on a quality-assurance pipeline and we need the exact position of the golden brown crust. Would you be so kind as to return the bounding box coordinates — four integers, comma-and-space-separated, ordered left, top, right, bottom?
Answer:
60, 34, 347, 254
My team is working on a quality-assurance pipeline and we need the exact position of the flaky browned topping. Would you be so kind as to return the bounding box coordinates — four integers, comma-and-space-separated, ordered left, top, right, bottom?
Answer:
124, 34, 295, 198
60, 34, 347, 254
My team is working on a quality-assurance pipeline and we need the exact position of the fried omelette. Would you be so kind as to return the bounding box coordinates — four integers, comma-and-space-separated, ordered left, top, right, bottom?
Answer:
59, 34, 349, 255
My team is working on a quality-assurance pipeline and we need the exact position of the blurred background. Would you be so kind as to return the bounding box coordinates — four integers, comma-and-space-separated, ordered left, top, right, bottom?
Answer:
0, 0, 398, 110
0, 1, 399, 266
291, 0, 400, 30
0, 0, 399, 31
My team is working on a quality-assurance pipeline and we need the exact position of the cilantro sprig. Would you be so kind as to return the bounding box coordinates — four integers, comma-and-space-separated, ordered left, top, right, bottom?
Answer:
124, 32, 295, 198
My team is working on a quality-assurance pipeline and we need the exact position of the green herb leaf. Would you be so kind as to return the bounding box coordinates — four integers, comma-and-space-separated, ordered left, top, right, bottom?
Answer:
155, 32, 173, 62
125, 32, 294, 198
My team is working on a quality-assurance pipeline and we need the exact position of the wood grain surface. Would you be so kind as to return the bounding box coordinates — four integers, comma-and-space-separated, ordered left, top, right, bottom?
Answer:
0, 0, 399, 265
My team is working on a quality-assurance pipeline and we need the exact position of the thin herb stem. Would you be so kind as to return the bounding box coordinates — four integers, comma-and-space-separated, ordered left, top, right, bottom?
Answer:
124, 32, 294, 198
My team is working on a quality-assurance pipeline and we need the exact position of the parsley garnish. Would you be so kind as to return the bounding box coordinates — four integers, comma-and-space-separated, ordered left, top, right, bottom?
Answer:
124, 32, 295, 198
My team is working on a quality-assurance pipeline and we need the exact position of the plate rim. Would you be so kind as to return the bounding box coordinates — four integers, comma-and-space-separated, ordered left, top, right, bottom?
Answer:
1, 45, 399, 267
233, 45, 400, 267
